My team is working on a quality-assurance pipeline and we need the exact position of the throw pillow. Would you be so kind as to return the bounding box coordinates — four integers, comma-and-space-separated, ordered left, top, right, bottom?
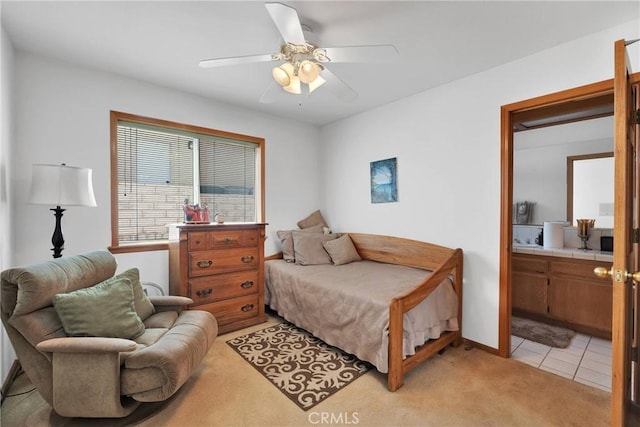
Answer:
323, 234, 362, 266
53, 277, 145, 339
116, 268, 156, 320
297, 209, 328, 229
292, 231, 338, 265
277, 224, 324, 262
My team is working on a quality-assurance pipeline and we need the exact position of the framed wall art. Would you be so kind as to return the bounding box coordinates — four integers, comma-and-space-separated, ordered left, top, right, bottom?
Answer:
370, 157, 398, 203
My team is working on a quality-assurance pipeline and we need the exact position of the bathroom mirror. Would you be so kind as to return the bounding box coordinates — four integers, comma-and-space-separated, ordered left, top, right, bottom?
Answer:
567, 152, 614, 227
513, 116, 613, 225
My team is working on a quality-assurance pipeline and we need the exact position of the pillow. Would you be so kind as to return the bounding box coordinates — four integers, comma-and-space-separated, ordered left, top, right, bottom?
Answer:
277, 224, 324, 262
116, 268, 156, 320
52, 277, 145, 339
292, 231, 338, 265
323, 234, 362, 266
297, 209, 328, 229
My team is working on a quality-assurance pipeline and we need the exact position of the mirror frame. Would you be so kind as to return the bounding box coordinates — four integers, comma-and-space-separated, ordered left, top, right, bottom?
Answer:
566, 151, 614, 225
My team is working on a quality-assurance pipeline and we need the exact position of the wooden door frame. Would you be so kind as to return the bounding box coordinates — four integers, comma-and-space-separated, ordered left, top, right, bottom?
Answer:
498, 77, 640, 358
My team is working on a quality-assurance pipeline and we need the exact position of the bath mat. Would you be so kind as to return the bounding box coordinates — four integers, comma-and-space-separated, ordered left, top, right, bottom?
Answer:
227, 322, 371, 410
512, 316, 576, 348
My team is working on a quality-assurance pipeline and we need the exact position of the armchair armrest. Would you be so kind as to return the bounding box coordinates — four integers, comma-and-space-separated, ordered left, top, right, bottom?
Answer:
148, 295, 193, 313
37, 337, 137, 354
36, 337, 140, 417
148, 295, 193, 306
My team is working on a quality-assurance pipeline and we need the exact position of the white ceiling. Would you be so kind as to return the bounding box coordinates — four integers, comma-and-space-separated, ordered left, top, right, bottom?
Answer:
2, 1, 638, 126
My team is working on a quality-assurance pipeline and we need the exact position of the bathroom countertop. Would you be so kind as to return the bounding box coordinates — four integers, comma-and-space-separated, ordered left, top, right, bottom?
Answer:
512, 245, 613, 262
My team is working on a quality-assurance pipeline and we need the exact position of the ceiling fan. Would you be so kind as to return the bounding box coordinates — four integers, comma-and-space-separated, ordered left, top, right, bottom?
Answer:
198, 2, 398, 103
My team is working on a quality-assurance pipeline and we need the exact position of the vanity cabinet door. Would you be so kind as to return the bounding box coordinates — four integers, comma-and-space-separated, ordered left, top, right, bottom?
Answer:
548, 259, 613, 335
512, 254, 549, 315
548, 276, 612, 333
512, 271, 548, 315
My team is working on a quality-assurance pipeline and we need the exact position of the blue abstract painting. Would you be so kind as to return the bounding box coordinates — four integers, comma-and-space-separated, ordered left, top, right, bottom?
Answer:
370, 157, 398, 203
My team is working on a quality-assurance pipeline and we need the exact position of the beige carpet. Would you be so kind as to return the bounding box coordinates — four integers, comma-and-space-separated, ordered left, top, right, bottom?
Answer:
1, 315, 610, 426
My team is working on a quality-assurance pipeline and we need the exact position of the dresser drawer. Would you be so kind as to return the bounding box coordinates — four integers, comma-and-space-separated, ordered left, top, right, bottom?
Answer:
189, 247, 259, 277
189, 271, 259, 304
210, 229, 258, 248
196, 294, 259, 327
188, 232, 210, 251
188, 229, 259, 251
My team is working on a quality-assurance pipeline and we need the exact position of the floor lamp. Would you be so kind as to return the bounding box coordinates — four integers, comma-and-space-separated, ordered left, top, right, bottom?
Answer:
28, 163, 97, 258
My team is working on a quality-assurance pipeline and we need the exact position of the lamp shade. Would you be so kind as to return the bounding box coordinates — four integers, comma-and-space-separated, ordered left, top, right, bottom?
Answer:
28, 164, 97, 207
272, 66, 291, 87
298, 60, 321, 84
283, 75, 301, 94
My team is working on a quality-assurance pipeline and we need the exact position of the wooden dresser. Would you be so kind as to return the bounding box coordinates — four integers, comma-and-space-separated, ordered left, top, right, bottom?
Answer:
168, 223, 267, 334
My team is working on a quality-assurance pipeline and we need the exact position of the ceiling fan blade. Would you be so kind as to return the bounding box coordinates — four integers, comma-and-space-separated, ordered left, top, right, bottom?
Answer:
319, 67, 357, 102
322, 45, 399, 63
199, 53, 274, 68
265, 2, 306, 45
259, 81, 283, 104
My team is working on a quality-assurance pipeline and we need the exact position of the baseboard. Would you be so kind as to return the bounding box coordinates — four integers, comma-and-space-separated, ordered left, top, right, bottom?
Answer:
1, 359, 22, 404
462, 338, 500, 356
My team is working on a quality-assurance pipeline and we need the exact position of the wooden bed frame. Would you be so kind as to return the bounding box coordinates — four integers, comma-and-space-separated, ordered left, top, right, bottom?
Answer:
347, 234, 463, 391
268, 232, 464, 391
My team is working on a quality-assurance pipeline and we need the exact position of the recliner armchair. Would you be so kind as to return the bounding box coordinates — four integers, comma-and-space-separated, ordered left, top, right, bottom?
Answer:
1, 250, 218, 418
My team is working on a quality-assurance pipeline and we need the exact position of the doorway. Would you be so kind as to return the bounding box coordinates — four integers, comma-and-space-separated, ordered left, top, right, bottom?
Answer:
499, 79, 617, 359
500, 40, 640, 425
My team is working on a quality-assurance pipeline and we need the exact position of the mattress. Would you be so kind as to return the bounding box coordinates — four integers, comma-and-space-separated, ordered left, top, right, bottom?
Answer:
264, 259, 459, 373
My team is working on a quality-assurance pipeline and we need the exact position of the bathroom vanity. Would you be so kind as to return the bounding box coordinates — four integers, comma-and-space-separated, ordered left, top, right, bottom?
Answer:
512, 251, 613, 339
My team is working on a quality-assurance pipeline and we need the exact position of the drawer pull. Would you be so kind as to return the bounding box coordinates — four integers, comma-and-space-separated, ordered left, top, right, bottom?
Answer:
240, 281, 254, 289
196, 288, 213, 298
241, 304, 255, 312
195, 240, 201, 245
224, 237, 232, 244
196, 260, 213, 269
241, 255, 254, 263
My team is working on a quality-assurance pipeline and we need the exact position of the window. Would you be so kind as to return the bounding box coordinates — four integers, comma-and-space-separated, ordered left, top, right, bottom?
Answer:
110, 111, 264, 252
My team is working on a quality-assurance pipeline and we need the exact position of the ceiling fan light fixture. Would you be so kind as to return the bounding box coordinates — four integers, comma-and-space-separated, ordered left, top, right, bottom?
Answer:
308, 75, 326, 93
298, 60, 321, 84
272, 65, 290, 87
283, 74, 301, 94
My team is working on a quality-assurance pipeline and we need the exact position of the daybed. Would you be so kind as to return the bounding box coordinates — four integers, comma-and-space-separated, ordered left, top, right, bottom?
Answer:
1, 250, 218, 418
265, 232, 463, 391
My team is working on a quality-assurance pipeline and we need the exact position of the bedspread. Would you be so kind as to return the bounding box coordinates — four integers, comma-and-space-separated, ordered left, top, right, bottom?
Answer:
264, 259, 459, 373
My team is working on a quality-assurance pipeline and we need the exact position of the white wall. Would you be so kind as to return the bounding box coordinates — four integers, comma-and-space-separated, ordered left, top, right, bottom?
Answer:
320, 20, 640, 349
8, 52, 322, 287
1, 25, 17, 388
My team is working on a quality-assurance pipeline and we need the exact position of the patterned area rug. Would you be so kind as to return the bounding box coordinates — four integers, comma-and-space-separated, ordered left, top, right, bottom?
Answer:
512, 316, 576, 348
227, 322, 371, 410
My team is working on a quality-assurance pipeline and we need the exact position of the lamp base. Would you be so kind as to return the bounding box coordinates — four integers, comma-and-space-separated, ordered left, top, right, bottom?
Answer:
51, 206, 65, 258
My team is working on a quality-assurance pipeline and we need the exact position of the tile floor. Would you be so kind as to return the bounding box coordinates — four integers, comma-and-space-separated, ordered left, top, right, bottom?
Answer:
511, 333, 612, 392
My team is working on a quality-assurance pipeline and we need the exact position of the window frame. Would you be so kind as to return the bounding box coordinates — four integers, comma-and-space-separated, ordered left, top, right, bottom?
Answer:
109, 111, 265, 253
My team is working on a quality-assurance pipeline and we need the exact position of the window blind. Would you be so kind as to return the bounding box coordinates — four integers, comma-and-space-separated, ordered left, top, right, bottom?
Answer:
116, 121, 257, 244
